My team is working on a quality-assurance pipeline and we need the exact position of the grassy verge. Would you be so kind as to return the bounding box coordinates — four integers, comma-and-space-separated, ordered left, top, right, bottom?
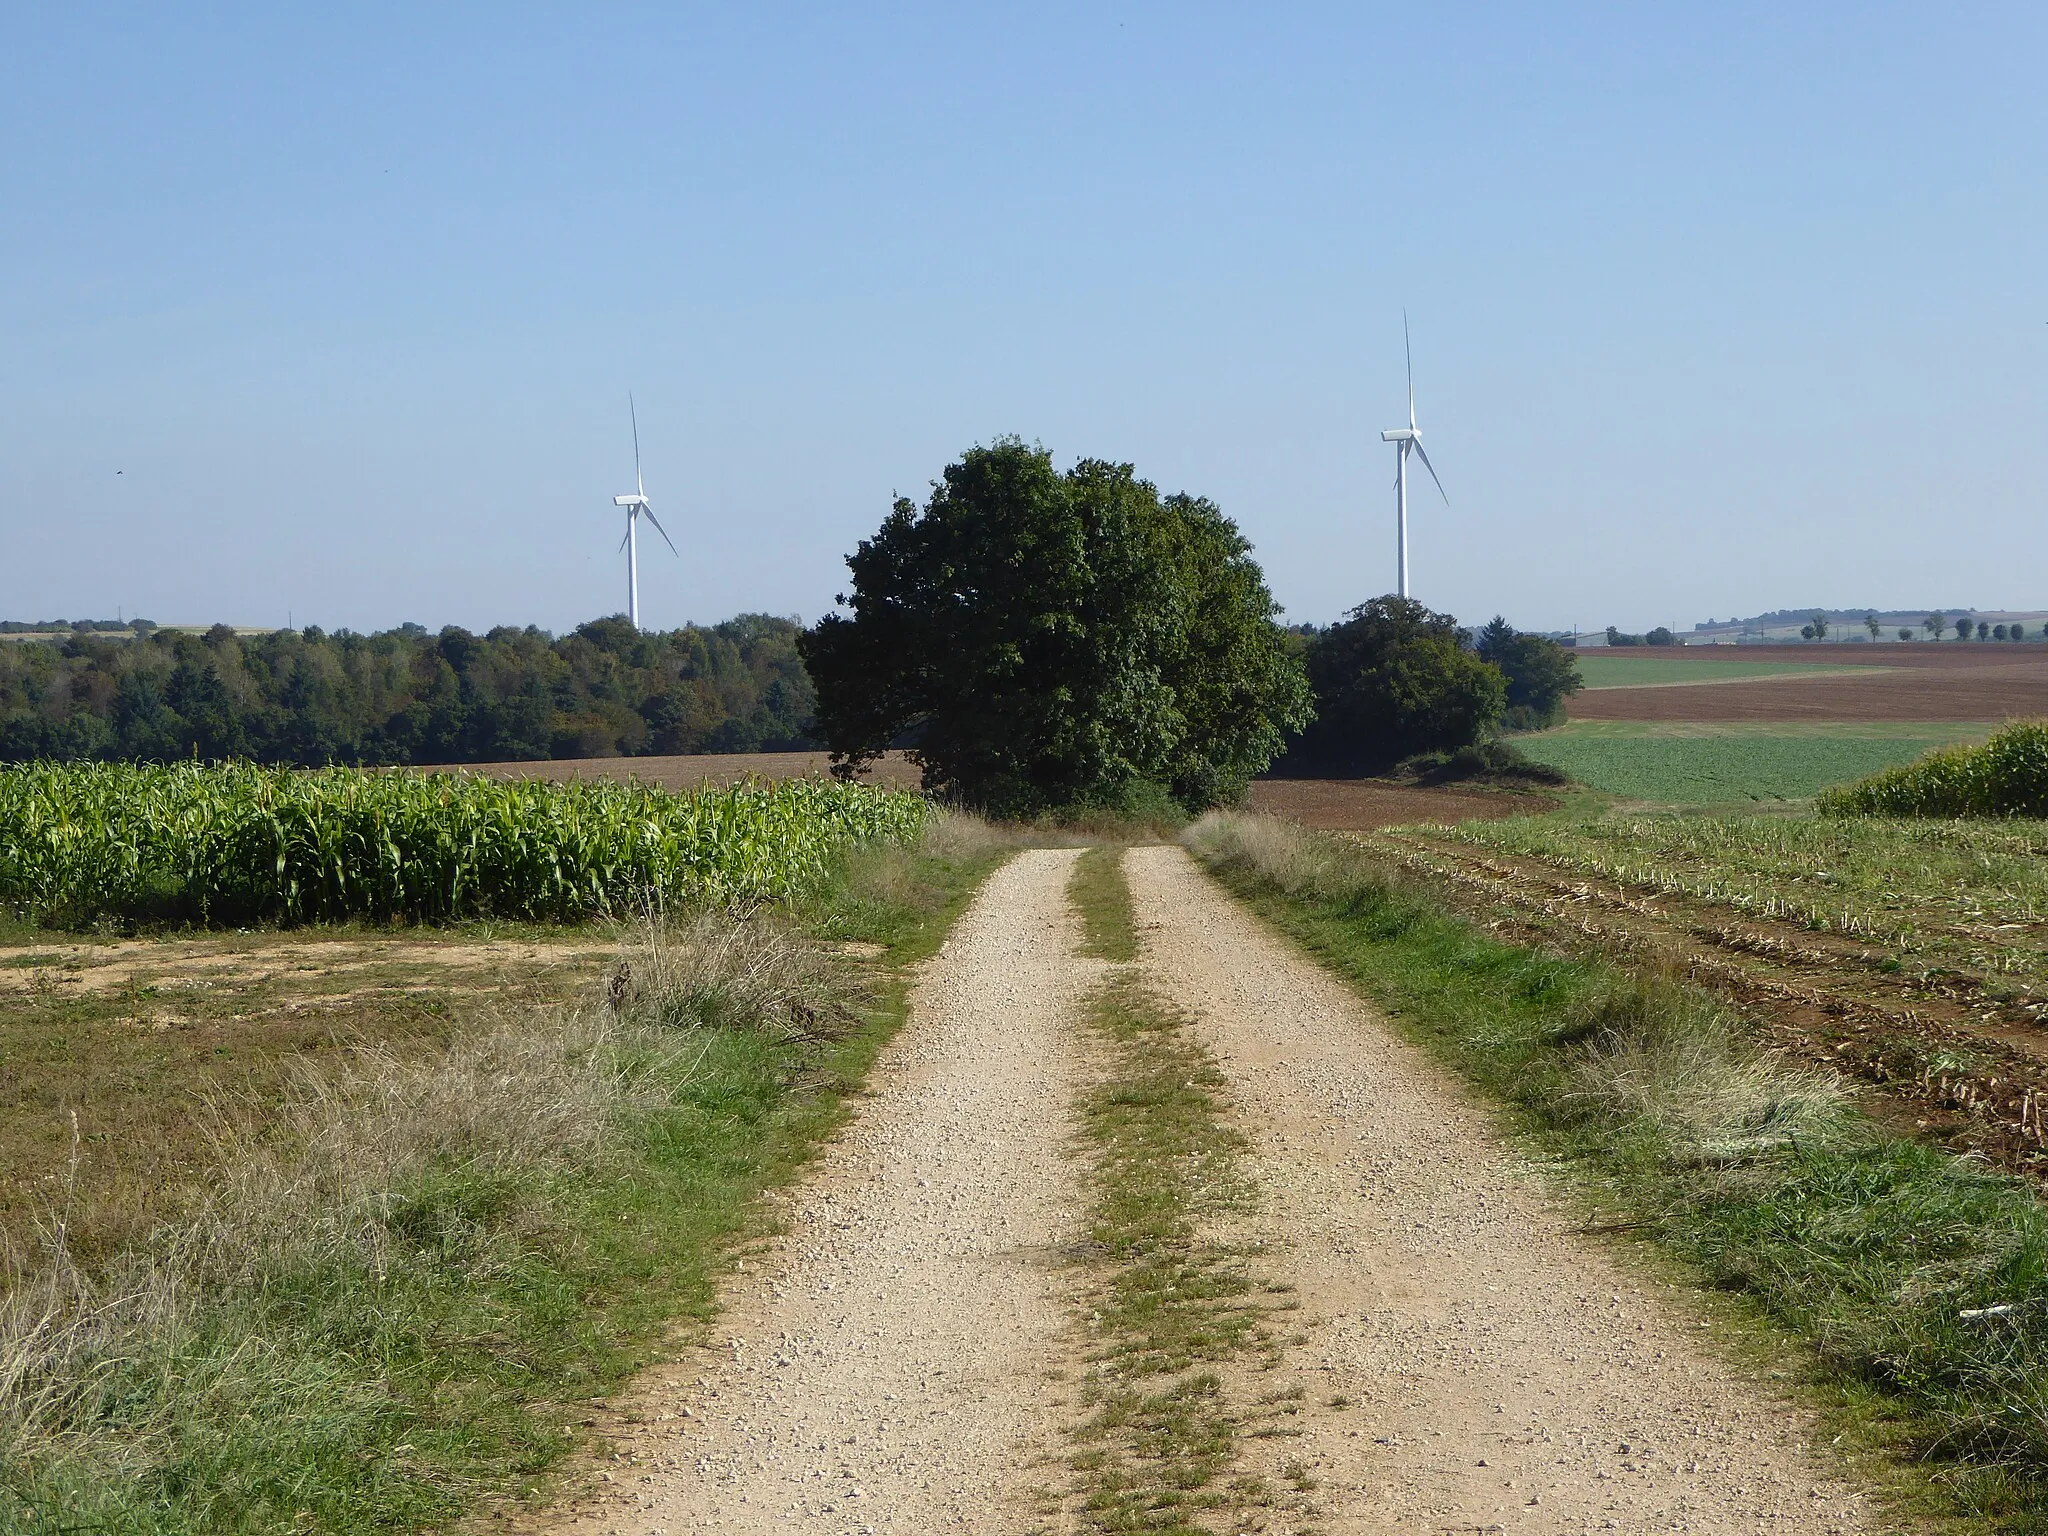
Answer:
0, 813, 1008, 1535
1062, 849, 1297, 1535
1188, 810, 2048, 1534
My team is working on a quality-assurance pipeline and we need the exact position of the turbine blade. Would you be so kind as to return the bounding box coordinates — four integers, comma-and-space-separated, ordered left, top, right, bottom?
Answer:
640, 503, 680, 556
1411, 437, 1448, 504
1404, 309, 1415, 428
630, 393, 643, 496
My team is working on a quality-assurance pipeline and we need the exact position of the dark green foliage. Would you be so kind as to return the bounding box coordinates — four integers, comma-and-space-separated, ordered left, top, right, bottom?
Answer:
1474, 616, 1582, 731
1820, 720, 2048, 818
0, 614, 817, 766
1290, 596, 1504, 773
1394, 739, 1571, 787
1604, 624, 1674, 647
799, 439, 1310, 817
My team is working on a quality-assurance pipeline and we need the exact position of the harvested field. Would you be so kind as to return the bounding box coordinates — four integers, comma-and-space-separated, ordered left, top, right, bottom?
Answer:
1569, 643, 2048, 722
1373, 818, 2048, 1183
1245, 776, 1557, 828
453, 752, 1559, 830
441, 749, 924, 792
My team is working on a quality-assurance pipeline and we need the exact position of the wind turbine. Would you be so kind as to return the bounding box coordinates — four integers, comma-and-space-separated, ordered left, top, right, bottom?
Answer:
612, 394, 678, 630
1380, 314, 1448, 599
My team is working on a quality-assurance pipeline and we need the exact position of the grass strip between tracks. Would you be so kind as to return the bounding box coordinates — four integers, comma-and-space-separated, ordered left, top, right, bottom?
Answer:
1064, 846, 1306, 1535
0, 816, 1010, 1536
1188, 810, 2048, 1536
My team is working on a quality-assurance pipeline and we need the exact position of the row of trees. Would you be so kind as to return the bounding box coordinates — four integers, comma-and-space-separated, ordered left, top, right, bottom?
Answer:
1801, 612, 2043, 641
0, 615, 817, 766
6, 441, 1581, 814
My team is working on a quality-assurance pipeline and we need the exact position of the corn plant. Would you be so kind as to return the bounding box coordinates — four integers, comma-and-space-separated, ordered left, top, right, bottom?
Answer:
0, 762, 929, 927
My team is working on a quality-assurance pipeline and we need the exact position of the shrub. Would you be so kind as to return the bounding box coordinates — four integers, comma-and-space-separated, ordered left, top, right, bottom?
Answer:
1819, 720, 2048, 818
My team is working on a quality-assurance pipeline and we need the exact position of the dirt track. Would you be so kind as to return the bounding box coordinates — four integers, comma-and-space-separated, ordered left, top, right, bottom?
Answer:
542, 847, 1868, 1532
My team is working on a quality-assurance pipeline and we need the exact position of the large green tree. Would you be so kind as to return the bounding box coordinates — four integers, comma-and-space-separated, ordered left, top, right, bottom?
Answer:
1292, 596, 1505, 772
798, 440, 1311, 816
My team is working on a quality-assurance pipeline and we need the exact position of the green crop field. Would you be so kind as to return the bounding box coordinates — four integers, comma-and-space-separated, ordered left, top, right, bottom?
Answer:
1512, 720, 1991, 804
1573, 653, 1880, 688
0, 762, 930, 927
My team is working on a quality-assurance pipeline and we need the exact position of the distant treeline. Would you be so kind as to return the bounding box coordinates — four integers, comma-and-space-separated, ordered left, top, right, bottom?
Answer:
0, 615, 817, 766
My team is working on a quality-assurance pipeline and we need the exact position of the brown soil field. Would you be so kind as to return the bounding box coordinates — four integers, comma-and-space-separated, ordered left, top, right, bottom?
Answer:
432, 748, 924, 791
1571, 644, 2048, 722
1245, 776, 1556, 828
450, 752, 1555, 831
0, 929, 615, 1272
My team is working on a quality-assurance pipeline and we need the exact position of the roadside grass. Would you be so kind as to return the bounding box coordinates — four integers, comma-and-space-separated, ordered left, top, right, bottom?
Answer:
1517, 720, 1992, 804
1189, 810, 2048, 1533
1575, 655, 1879, 689
1063, 849, 1298, 1535
0, 815, 1006, 1536
1437, 809, 2048, 1005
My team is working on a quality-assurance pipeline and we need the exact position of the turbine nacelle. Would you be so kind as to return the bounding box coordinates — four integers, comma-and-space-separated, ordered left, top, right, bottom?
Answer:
1381, 428, 1415, 443
614, 494, 650, 508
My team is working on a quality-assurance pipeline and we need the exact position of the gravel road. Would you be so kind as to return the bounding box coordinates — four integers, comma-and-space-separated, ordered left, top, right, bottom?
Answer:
544, 847, 1094, 1535
543, 842, 1878, 1534
1125, 843, 1866, 1534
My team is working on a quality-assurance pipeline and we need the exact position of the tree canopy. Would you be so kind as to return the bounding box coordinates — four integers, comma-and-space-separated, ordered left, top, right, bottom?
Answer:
1290, 596, 1505, 772
798, 439, 1311, 816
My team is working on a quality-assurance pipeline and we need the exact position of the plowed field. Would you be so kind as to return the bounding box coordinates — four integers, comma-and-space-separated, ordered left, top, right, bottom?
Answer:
1569, 642, 2048, 722
1371, 823, 2048, 1184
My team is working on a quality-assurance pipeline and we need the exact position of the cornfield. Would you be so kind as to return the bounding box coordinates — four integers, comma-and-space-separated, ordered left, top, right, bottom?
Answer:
1819, 719, 2048, 818
0, 762, 930, 927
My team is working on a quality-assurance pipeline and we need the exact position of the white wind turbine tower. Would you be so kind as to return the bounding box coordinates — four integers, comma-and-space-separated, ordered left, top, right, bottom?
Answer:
1380, 314, 1448, 599
612, 395, 679, 630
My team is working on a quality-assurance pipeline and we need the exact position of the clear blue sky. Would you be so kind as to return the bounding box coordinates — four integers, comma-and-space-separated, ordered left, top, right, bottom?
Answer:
4, 4, 2044, 635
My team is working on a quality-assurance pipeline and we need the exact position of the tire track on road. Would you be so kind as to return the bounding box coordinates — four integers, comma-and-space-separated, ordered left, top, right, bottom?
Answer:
543, 847, 1095, 1536
1126, 843, 1867, 1534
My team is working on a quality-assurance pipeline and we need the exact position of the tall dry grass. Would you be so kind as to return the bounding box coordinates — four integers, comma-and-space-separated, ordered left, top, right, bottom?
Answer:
0, 909, 843, 1510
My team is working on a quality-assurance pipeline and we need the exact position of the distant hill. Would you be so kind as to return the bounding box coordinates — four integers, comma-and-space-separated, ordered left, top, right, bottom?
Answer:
1690, 608, 2048, 644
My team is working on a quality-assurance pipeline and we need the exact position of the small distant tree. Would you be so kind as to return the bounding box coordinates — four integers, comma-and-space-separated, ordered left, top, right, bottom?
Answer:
1645, 626, 1675, 646
1475, 616, 1582, 730
1866, 613, 1881, 641
1956, 617, 1975, 641
1800, 625, 1816, 641
1898, 628, 1913, 642
2015, 624, 2032, 642
1809, 612, 1830, 641
1994, 624, 2009, 641
1924, 612, 1947, 641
